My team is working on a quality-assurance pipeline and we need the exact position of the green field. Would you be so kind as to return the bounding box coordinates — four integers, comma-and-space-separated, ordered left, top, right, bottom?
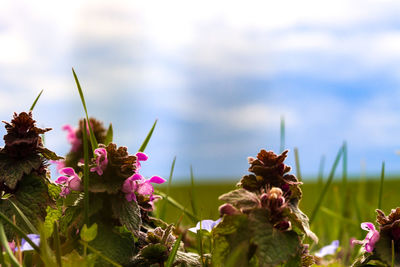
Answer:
155, 177, 400, 264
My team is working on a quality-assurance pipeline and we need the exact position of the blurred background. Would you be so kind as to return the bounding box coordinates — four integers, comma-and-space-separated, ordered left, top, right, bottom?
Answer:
1, 0, 400, 181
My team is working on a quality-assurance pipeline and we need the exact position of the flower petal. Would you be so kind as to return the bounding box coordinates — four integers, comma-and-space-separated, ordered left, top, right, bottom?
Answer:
148, 176, 166, 184
55, 176, 68, 184
137, 181, 154, 195
59, 167, 76, 177
361, 222, 375, 232
136, 152, 148, 161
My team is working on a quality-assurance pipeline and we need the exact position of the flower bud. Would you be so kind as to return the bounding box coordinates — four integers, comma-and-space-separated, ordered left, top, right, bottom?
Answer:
274, 220, 291, 231
219, 203, 239, 216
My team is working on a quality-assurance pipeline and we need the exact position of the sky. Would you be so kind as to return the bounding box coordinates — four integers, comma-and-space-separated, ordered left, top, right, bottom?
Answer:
1, 0, 400, 181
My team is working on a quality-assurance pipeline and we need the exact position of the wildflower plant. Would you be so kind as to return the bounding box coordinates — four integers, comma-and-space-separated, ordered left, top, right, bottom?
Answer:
212, 149, 318, 266
353, 208, 400, 266
0, 112, 61, 236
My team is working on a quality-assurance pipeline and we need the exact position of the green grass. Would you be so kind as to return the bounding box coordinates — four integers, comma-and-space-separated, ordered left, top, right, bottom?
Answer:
155, 177, 400, 254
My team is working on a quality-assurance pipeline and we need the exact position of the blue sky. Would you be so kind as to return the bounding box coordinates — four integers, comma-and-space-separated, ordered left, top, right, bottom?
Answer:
1, 0, 400, 181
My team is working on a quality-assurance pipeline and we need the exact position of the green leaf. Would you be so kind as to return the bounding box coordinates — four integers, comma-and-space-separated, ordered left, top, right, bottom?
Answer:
38, 148, 63, 161
213, 211, 301, 267
165, 234, 182, 267
0, 154, 42, 189
285, 198, 318, 243
218, 189, 260, 211
0, 222, 20, 267
140, 244, 168, 264
111, 196, 141, 232
81, 223, 98, 242
88, 223, 134, 266
104, 123, 113, 145
248, 209, 301, 266
138, 119, 157, 152
29, 89, 43, 111
374, 230, 400, 266
72, 68, 98, 153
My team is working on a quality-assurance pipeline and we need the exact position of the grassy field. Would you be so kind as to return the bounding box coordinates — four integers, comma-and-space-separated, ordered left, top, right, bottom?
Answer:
154, 176, 400, 263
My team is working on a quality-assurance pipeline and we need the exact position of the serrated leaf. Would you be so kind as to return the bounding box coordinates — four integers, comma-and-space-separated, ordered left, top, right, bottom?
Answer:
105, 123, 113, 145
81, 223, 98, 242
218, 189, 260, 211
44, 207, 62, 237
140, 243, 168, 264
38, 148, 63, 160
286, 199, 318, 243
111, 196, 141, 232
248, 209, 301, 266
0, 154, 42, 189
48, 183, 61, 201
374, 230, 400, 266
89, 222, 135, 266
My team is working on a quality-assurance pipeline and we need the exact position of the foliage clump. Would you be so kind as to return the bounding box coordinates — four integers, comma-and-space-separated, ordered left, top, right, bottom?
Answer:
213, 149, 317, 267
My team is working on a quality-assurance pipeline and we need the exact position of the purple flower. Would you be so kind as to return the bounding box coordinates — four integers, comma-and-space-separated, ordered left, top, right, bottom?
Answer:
189, 218, 222, 233
55, 167, 82, 197
122, 173, 165, 202
352, 222, 380, 253
8, 234, 40, 252
20, 234, 40, 251
315, 240, 339, 257
62, 124, 81, 152
90, 148, 108, 175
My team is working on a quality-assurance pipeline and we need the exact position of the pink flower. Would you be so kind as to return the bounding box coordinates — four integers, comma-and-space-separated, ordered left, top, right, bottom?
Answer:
62, 124, 81, 152
122, 173, 165, 202
135, 152, 148, 171
90, 148, 108, 175
55, 167, 82, 197
352, 222, 380, 253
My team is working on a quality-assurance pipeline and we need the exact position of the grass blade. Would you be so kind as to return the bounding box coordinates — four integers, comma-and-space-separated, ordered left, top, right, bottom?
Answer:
294, 147, 302, 181
320, 207, 357, 226
0, 222, 20, 267
154, 190, 199, 223
8, 200, 38, 235
280, 115, 285, 153
165, 234, 182, 267
82, 119, 90, 226
53, 222, 62, 267
309, 145, 343, 225
29, 89, 43, 111
105, 123, 113, 145
189, 165, 198, 218
79, 240, 122, 267
378, 161, 385, 210
159, 156, 176, 220
138, 119, 157, 152
0, 211, 40, 253
317, 155, 325, 188
72, 68, 98, 153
